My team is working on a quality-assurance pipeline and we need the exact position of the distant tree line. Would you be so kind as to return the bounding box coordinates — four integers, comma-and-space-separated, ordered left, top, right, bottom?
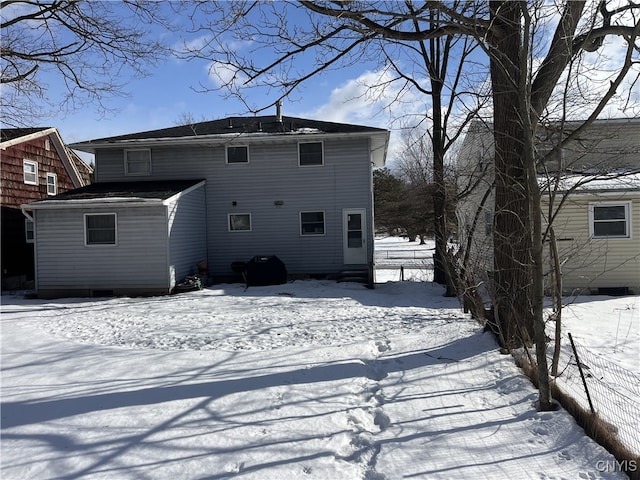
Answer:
373, 167, 456, 244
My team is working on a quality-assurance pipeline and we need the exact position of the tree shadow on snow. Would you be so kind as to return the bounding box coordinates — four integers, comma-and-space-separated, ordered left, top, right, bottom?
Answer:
0, 332, 502, 478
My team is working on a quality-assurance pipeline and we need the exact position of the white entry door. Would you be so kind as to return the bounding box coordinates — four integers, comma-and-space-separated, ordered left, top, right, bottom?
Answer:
343, 208, 367, 264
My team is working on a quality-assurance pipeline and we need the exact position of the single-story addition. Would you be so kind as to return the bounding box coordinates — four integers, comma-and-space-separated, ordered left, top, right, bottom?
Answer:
457, 117, 640, 295
23, 114, 389, 298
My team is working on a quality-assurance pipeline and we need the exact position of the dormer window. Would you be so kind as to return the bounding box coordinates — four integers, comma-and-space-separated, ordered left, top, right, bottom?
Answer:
299, 142, 323, 166
124, 149, 151, 176
226, 145, 249, 164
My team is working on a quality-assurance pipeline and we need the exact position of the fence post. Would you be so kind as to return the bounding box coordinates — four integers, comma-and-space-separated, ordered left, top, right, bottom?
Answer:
568, 332, 596, 416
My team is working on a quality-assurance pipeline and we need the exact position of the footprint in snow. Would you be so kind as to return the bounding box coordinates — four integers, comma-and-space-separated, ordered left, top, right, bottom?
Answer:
224, 462, 244, 473
373, 339, 391, 354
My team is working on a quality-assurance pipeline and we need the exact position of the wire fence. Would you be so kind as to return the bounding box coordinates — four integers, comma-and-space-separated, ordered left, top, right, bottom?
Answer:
551, 332, 640, 455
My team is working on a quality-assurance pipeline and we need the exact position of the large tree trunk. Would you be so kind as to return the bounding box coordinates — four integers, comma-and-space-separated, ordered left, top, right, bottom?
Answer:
431, 80, 456, 295
488, 1, 535, 347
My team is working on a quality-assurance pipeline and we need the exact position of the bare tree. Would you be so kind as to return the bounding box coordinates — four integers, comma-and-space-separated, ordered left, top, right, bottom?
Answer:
175, 2, 487, 293
0, 0, 168, 127
173, 0, 639, 411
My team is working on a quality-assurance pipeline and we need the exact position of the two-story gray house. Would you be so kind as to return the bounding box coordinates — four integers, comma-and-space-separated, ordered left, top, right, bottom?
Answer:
23, 115, 389, 298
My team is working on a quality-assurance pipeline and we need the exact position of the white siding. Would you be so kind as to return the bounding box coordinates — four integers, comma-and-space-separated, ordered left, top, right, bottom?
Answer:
457, 120, 640, 293
543, 192, 640, 293
456, 125, 495, 278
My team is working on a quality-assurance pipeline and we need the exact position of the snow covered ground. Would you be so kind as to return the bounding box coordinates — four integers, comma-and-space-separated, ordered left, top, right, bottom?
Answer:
1, 237, 637, 479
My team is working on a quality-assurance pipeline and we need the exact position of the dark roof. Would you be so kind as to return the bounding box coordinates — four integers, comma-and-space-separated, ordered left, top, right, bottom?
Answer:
81, 115, 387, 143
1, 127, 52, 142
36, 179, 204, 202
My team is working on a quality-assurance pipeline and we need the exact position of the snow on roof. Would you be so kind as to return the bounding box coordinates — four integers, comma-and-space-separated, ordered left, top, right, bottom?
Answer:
540, 172, 640, 193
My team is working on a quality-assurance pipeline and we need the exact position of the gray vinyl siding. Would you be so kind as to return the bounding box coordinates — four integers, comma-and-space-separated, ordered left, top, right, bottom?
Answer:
94, 136, 374, 277
35, 205, 169, 291
206, 138, 372, 276
167, 184, 207, 285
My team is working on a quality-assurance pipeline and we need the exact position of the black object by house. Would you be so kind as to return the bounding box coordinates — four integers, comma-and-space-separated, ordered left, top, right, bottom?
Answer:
244, 255, 287, 286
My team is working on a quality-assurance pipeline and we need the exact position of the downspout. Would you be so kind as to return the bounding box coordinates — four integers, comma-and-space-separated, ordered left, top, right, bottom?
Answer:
21, 208, 37, 292
21, 207, 33, 223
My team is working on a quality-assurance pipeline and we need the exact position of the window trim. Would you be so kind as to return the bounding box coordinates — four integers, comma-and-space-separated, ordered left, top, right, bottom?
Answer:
84, 213, 118, 246
300, 210, 326, 236
225, 145, 250, 164
23, 160, 38, 185
589, 201, 631, 240
124, 148, 152, 176
46, 172, 57, 195
228, 213, 252, 232
25, 219, 34, 244
298, 141, 324, 167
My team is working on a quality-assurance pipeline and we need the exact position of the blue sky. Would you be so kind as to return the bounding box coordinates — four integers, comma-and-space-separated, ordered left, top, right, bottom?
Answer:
39, 3, 403, 147
19, 2, 484, 166
9, 2, 640, 166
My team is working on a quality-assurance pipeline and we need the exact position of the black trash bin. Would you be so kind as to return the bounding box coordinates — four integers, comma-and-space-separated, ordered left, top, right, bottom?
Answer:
244, 255, 287, 286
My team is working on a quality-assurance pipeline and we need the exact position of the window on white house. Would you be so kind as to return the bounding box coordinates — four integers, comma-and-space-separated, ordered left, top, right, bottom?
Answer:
299, 142, 323, 166
23, 160, 38, 185
124, 149, 151, 176
85, 213, 117, 245
300, 211, 325, 235
25, 219, 34, 243
590, 203, 631, 239
228, 213, 251, 232
46, 173, 57, 195
226, 145, 249, 164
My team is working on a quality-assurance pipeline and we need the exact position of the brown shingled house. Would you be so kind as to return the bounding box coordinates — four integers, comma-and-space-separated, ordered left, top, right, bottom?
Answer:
1, 127, 93, 290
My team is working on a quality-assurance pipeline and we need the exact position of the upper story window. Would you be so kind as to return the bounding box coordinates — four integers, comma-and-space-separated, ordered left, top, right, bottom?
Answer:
46, 173, 57, 195
300, 211, 325, 235
299, 141, 324, 166
124, 149, 151, 176
226, 145, 249, 164
85, 213, 117, 245
23, 160, 38, 185
228, 213, 252, 232
589, 202, 631, 239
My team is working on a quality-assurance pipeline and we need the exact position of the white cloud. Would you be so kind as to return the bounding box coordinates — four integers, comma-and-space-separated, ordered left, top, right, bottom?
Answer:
299, 69, 428, 166
206, 61, 249, 89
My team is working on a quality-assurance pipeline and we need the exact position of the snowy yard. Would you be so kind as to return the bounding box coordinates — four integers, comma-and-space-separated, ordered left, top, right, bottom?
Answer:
1, 237, 638, 479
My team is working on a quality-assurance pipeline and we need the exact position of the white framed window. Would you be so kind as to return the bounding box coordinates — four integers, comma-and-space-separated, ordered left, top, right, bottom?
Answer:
23, 160, 38, 185
124, 149, 151, 176
25, 219, 34, 243
85, 213, 117, 245
226, 145, 249, 164
46, 172, 57, 195
589, 202, 631, 239
228, 213, 252, 232
298, 141, 324, 166
300, 211, 325, 235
